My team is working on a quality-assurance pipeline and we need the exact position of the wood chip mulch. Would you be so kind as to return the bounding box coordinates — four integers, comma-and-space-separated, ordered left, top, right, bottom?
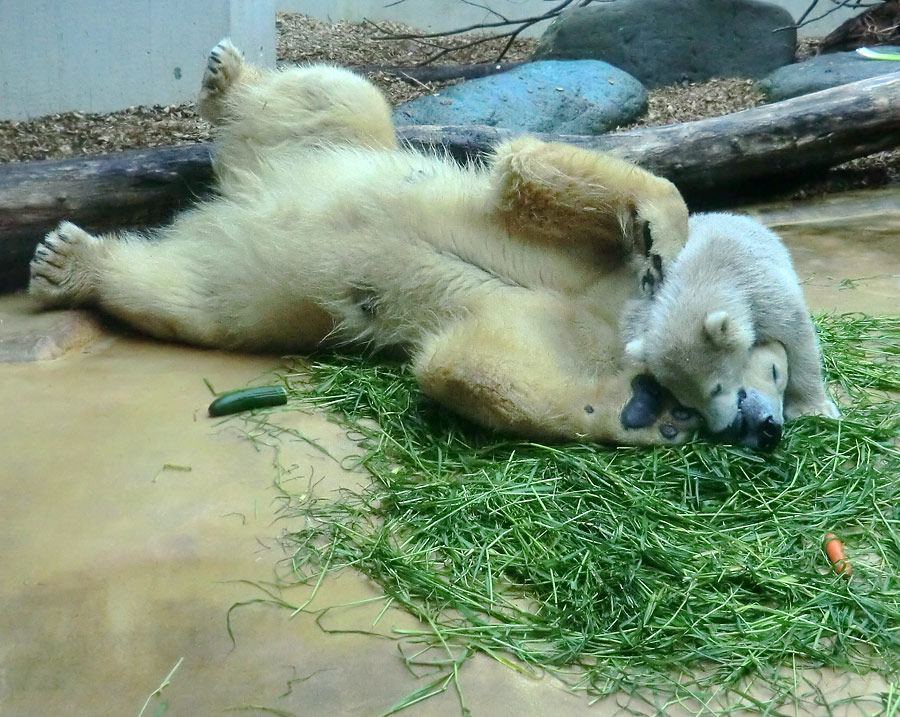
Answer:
0, 13, 897, 198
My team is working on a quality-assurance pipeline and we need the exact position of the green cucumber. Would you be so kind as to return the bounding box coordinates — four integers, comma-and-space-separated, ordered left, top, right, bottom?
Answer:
208, 385, 288, 417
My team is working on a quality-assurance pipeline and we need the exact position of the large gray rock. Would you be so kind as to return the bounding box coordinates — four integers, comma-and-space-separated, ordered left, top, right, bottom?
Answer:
392, 60, 646, 134
760, 48, 900, 100
533, 0, 797, 88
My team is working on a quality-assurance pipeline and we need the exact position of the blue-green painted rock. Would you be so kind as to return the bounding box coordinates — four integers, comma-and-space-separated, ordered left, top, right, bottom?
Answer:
533, 0, 796, 88
759, 48, 900, 100
392, 60, 647, 135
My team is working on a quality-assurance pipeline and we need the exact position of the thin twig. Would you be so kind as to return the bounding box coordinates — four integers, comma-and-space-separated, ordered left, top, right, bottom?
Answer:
792, 0, 882, 29
369, 0, 581, 40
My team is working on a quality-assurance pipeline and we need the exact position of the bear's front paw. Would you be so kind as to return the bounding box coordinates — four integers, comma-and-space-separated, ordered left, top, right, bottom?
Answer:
784, 397, 841, 421
620, 374, 699, 444
29, 222, 101, 307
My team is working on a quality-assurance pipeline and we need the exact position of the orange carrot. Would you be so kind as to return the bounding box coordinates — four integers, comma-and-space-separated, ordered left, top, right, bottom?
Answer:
824, 533, 851, 577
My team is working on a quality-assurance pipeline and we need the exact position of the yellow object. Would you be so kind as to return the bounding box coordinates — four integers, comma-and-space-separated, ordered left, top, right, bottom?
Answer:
856, 47, 900, 61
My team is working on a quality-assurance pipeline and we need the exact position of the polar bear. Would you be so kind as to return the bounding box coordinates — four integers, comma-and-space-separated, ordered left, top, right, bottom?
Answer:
623, 341, 789, 451
624, 212, 839, 432
27, 40, 782, 446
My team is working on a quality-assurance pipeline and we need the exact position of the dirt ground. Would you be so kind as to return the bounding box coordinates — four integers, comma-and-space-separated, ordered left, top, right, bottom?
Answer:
0, 13, 897, 197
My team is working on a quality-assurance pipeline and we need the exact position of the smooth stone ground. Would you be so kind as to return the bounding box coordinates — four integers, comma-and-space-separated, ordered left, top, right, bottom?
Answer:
759, 47, 900, 100
0, 299, 104, 361
393, 60, 646, 134
533, 0, 796, 87
2, 188, 899, 714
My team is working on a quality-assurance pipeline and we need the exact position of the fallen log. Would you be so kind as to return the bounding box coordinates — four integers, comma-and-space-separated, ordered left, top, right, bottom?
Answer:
399, 72, 900, 188
0, 144, 214, 290
2, 72, 900, 291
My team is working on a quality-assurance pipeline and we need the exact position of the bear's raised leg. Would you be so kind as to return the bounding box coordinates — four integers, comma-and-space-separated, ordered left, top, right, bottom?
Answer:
29, 222, 224, 346
412, 310, 696, 445
782, 321, 840, 419
197, 40, 397, 187
488, 137, 689, 295
196, 39, 261, 126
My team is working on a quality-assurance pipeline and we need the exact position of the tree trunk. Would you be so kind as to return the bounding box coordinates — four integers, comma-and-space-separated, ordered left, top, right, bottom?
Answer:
3, 72, 900, 291
0, 144, 214, 290
398, 72, 900, 191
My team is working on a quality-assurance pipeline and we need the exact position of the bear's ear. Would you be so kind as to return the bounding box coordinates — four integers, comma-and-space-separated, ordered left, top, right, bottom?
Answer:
703, 311, 753, 349
624, 337, 647, 363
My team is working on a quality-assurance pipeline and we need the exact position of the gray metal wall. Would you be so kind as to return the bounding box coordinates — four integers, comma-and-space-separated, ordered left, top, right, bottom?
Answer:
0, 0, 275, 121
0, 0, 855, 121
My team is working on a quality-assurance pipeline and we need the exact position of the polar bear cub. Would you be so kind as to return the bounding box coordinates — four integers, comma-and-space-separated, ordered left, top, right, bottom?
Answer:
624, 212, 839, 433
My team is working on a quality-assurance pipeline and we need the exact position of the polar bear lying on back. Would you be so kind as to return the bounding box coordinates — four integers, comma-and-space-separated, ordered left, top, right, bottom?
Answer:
624, 212, 839, 432
27, 39, 794, 447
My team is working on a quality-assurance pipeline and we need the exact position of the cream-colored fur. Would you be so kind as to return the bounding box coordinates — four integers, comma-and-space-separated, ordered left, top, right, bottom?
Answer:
30, 39, 702, 444
624, 212, 839, 432
732, 342, 788, 449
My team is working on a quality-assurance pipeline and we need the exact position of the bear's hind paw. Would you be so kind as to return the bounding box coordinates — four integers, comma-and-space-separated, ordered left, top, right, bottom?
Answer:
202, 39, 243, 92
29, 222, 101, 307
198, 39, 244, 123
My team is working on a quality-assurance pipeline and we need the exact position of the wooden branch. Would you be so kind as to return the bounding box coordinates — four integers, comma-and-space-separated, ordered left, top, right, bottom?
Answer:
2, 72, 900, 291
793, 0, 882, 32
363, 0, 580, 41
360, 0, 580, 64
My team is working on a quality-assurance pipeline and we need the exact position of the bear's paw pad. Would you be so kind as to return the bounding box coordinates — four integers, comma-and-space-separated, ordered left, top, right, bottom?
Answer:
620, 374, 699, 444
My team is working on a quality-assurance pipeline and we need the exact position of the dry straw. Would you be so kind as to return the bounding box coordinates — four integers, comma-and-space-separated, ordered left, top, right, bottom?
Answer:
238, 313, 900, 715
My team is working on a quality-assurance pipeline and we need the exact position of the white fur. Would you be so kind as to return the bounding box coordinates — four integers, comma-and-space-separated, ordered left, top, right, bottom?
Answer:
626, 212, 839, 431
27, 42, 711, 445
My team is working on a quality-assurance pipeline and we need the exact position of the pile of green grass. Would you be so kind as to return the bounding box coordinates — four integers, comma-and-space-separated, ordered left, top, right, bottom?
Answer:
249, 314, 900, 714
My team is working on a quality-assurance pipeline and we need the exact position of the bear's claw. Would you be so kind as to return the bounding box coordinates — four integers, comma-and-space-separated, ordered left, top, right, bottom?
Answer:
638, 253, 665, 297
29, 222, 99, 307
197, 39, 246, 125
201, 39, 243, 93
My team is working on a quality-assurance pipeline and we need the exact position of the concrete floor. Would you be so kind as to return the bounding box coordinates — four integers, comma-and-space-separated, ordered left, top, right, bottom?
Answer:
1, 189, 899, 716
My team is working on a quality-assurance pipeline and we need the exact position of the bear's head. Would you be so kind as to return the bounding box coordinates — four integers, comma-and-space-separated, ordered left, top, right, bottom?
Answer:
625, 309, 755, 433
620, 341, 789, 450
716, 342, 787, 451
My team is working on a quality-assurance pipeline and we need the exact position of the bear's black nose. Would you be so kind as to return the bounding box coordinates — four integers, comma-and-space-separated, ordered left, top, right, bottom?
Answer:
757, 416, 782, 452
737, 388, 747, 404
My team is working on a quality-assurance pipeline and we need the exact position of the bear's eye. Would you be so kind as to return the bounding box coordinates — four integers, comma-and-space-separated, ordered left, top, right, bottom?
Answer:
772, 365, 778, 382
710, 383, 723, 397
